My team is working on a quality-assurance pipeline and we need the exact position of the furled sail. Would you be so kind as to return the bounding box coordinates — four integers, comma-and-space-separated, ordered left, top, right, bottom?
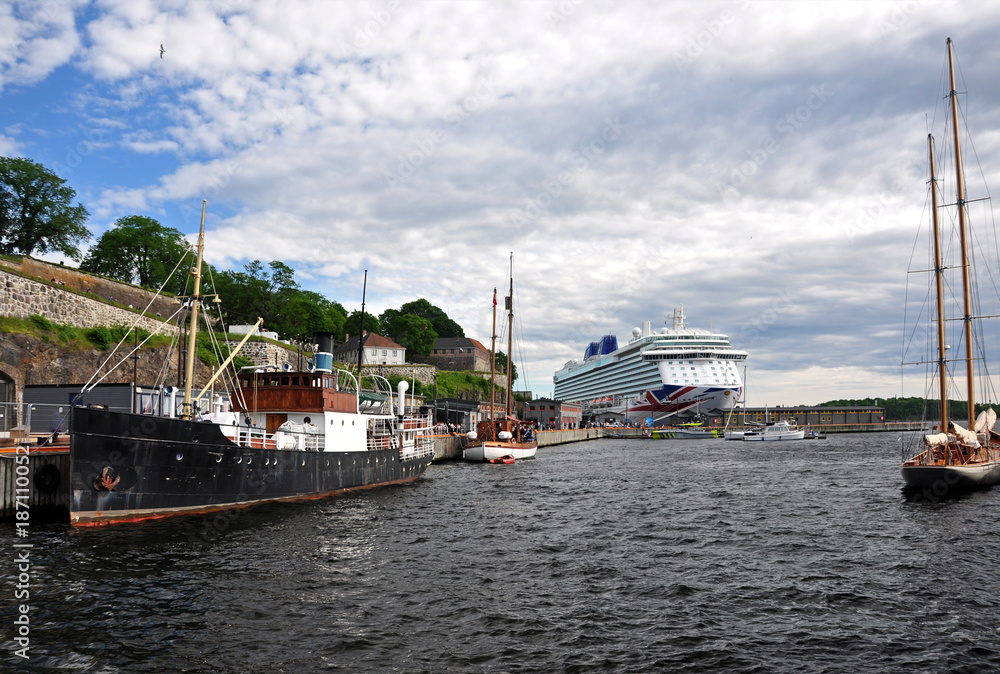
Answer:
974, 408, 997, 433
949, 421, 981, 448
924, 432, 949, 447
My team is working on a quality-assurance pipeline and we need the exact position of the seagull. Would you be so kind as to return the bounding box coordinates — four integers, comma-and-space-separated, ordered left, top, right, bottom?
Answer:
160, 44, 165, 59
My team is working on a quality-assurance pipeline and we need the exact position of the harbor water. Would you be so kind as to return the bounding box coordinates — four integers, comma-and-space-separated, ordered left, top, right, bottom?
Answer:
5, 432, 1000, 672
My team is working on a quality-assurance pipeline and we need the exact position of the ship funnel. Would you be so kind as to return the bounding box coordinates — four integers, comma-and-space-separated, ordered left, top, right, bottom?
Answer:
313, 332, 335, 373
397, 380, 409, 416
671, 306, 686, 330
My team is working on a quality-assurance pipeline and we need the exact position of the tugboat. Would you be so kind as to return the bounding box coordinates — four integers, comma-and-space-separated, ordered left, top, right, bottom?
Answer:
69, 204, 434, 525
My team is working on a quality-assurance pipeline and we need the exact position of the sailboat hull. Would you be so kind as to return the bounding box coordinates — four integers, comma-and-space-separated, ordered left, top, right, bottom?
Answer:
901, 461, 1000, 493
463, 441, 537, 462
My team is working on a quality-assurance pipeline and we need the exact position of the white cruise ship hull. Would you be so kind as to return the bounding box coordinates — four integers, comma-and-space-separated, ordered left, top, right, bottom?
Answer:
553, 308, 747, 425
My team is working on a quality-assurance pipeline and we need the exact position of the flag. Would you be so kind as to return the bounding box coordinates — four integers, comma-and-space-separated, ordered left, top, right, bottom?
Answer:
493, 289, 497, 306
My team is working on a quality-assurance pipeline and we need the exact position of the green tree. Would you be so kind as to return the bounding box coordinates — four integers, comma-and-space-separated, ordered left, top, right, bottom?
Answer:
494, 350, 517, 383
398, 298, 464, 338
0, 156, 90, 259
389, 313, 437, 358
345, 310, 382, 339
213, 260, 299, 328
80, 215, 189, 290
271, 290, 348, 342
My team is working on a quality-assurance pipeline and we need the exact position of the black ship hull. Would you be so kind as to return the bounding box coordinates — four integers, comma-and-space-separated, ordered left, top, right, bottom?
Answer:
69, 406, 432, 526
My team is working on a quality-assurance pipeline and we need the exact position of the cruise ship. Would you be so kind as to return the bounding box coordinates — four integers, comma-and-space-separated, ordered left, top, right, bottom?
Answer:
552, 307, 747, 424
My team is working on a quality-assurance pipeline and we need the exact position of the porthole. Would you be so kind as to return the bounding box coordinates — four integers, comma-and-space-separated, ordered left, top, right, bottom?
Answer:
247, 457, 252, 465
175, 452, 183, 460
236, 456, 242, 464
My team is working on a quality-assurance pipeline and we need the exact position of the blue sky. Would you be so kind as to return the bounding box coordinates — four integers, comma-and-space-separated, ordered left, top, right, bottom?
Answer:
5, 0, 1000, 405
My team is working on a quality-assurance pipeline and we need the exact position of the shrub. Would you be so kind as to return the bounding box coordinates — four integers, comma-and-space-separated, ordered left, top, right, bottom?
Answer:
30, 315, 54, 332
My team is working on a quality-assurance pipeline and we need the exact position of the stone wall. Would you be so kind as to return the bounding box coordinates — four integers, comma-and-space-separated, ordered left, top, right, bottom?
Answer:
224, 340, 300, 370
360, 364, 437, 386
0, 257, 181, 320
1, 267, 178, 336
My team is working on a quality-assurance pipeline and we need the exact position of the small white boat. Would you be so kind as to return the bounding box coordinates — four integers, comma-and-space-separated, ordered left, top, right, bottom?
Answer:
742, 420, 804, 442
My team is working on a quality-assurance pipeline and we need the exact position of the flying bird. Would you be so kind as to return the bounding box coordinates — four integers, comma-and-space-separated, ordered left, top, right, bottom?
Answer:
160, 44, 165, 59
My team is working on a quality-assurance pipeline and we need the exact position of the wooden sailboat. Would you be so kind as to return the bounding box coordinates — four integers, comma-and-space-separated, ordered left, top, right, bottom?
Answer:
901, 38, 1000, 492
463, 254, 538, 462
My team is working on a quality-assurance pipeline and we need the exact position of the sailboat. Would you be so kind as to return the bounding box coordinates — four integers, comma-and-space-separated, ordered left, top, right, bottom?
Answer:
68, 202, 434, 525
463, 254, 538, 462
900, 38, 1000, 492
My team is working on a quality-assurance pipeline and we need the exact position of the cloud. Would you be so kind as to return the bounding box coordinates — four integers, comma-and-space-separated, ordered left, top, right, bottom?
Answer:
9, 1, 1000, 402
0, 0, 83, 92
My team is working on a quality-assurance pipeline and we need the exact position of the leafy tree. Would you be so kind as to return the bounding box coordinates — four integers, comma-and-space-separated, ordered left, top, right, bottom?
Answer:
344, 310, 382, 339
378, 308, 401, 331
494, 350, 517, 384
398, 298, 464, 338
0, 156, 90, 259
213, 260, 299, 328
271, 290, 348, 343
388, 313, 437, 358
80, 215, 189, 290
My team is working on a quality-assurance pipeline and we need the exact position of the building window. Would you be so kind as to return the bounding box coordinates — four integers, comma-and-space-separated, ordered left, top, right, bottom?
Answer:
392, 350, 397, 357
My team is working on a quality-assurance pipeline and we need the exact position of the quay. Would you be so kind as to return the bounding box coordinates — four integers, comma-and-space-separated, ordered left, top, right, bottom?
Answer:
1, 422, 929, 523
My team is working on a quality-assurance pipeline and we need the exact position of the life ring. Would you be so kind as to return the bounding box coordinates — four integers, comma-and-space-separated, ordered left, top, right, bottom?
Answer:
33, 463, 61, 494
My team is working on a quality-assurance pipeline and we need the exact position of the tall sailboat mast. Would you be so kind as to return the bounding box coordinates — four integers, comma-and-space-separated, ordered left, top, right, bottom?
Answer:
928, 135, 948, 433
489, 287, 497, 428
506, 252, 514, 418
180, 200, 207, 420
947, 38, 976, 431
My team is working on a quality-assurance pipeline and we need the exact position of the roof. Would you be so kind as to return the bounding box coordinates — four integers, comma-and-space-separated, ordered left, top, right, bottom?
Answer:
331, 332, 404, 355
433, 337, 489, 352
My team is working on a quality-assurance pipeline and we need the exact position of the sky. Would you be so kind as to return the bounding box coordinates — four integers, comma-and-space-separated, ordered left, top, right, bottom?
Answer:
5, 0, 1000, 406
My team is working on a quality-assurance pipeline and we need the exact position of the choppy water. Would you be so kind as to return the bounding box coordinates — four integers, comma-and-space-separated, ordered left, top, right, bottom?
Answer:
5, 433, 1000, 672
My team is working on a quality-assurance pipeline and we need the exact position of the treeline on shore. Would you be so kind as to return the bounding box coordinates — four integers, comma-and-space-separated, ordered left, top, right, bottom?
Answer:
0, 155, 495, 370
819, 396, 999, 422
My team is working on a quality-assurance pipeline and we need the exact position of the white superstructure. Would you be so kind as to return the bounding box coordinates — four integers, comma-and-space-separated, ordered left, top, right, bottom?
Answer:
552, 307, 747, 424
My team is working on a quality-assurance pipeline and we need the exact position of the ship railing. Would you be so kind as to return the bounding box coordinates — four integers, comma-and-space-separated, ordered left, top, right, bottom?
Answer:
232, 425, 324, 451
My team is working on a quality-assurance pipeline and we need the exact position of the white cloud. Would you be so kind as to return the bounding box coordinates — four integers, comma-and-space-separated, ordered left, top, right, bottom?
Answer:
9, 1, 1000, 401
0, 0, 83, 92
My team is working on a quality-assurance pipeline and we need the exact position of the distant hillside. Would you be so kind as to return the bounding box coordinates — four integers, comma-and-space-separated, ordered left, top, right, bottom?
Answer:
819, 396, 995, 422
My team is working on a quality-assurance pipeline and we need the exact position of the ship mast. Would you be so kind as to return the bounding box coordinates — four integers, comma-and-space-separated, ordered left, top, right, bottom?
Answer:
489, 287, 497, 433
947, 37, 976, 432
180, 200, 206, 420
928, 134, 948, 433
506, 252, 514, 418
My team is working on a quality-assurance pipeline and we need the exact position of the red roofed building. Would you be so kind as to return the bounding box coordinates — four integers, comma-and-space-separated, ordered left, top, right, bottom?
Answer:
419, 337, 491, 372
331, 332, 407, 365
